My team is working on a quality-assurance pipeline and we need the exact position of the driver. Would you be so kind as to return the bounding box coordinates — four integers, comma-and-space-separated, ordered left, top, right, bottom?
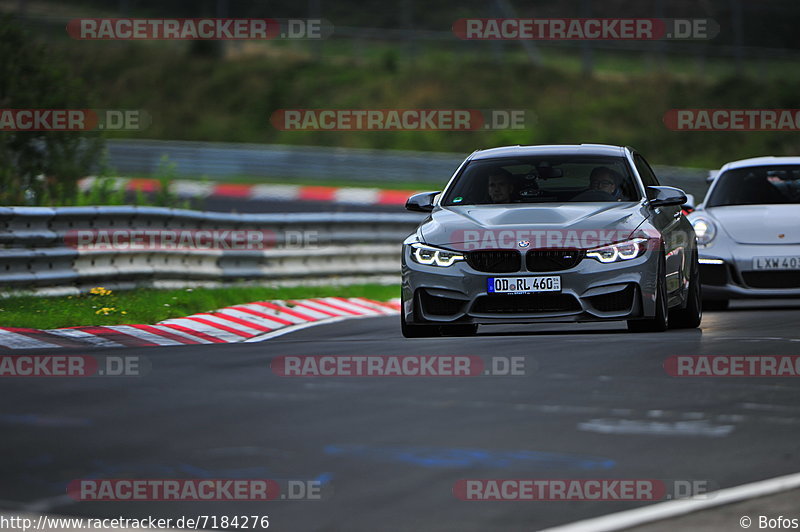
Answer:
588, 166, 623, 199
487, 168, 515, 203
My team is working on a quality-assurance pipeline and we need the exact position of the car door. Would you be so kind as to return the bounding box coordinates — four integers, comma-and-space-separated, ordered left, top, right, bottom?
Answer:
633, 153, 688, 299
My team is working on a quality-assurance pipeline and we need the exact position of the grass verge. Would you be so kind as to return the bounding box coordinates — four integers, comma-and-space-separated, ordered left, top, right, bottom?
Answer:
0, 284, 399, 330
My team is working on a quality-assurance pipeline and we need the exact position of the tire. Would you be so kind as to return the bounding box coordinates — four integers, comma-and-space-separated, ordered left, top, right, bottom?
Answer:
628, 251, 669, 333
400, 293, 442, 338
401, 312, 441, 338
400, 293, 477, 338
669, 250, 702, 329
703, 299, 730, 311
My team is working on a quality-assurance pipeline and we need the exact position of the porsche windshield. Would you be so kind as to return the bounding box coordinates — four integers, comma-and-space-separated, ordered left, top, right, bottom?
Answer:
442, 156, 641, 206
707, 165, 800, 207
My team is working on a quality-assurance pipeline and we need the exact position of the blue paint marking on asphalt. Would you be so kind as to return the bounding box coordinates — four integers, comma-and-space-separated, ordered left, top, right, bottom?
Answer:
324, 445, 616, 470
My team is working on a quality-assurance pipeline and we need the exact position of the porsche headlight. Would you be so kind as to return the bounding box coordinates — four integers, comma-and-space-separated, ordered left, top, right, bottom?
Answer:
691, 216, 717, 245
409, 243, 465, 267
586, 238, 648, 264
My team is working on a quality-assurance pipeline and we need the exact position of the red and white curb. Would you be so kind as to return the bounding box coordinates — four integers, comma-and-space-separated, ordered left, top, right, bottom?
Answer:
0, 297, 400, 350
79, 177, 422, 206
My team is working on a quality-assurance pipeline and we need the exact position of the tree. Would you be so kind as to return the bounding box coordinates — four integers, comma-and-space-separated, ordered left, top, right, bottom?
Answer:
0, 15, 104, 205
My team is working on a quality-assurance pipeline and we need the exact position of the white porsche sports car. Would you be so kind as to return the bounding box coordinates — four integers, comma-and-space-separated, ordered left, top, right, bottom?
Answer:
688, 156, 800, 310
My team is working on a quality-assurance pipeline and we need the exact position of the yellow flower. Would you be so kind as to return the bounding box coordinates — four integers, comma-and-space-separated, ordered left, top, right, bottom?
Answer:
89, 286, 113, 296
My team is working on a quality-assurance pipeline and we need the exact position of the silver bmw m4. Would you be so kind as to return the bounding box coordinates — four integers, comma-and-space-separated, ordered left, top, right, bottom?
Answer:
688, 156, 800, 310
401, 144, 701, 337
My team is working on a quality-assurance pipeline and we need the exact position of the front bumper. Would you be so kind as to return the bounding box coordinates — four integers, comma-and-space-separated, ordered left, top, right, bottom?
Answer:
698, 241, 800, 300
401, 245, 660, 325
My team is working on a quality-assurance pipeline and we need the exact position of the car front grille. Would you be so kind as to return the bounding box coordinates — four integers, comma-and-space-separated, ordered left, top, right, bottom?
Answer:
741, 271, 800, 289
471, 294, 581, 314
526, 249, 585, 272
466, 250, 521, 273
586, 285, 636, 312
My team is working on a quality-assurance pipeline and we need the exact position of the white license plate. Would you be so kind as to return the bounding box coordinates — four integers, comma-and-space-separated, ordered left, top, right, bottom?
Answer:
752, 256, 800, 271
488, 276, 561, 294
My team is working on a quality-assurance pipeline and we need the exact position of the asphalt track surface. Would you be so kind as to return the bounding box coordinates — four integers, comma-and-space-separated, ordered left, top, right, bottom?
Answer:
2, 300, 800, 531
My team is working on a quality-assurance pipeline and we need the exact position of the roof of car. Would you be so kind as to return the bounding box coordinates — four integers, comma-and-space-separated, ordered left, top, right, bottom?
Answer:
470, 144, 627, 160
720, 156, 800, 171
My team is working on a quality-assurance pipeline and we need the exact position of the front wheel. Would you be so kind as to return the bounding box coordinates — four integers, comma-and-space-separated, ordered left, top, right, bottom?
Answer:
669, 251, 702, 329
628, 252, 669, 333
401, 314, 441, 338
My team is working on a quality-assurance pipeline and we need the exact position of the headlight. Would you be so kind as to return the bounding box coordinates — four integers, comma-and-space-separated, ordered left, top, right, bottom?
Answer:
586, 238, 648, 263
690, 216, 717, 245
409, 243, 465, 267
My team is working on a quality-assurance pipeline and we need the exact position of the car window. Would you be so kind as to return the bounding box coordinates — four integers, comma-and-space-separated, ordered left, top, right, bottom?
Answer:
442, 156, 640, 205
707, 166, 800, 207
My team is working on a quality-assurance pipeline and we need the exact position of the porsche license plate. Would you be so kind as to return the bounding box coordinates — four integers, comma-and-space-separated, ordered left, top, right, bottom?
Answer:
753, 256, 800, 271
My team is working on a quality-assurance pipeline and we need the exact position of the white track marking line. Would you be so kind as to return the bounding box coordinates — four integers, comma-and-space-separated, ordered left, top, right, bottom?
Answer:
158, 318, 245, 342
146, 324, 213, 344
283, 301, 339, 319
104, 325, 185, 346
350, 297, 398, 314
540, 471, 800, 532
233, 304, 306, 325
245, 313, 392, 342
213, 309, 284, 330
0, 330, 61, 349
333, 187, 380, 204
291, 299, 357, 317
318, 297, 381, 314
45, 328, 124, 348
185, 314, 262, 336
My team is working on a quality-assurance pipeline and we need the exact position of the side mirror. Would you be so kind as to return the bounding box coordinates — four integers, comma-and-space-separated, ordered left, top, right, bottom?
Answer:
405, 191, 439, 213
647, 186, 688, 208
682, 193, 696, 211
706, 170, 719, 184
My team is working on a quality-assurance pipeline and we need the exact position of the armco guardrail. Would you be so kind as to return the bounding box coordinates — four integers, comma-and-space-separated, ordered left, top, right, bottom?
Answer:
105, 140, 712, 199
0, 207, 423, 292
106, 139, 465, 183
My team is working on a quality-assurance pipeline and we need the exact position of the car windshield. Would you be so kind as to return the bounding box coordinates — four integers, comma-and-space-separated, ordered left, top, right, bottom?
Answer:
442, 156, 641, 206
707, 165, 800, 207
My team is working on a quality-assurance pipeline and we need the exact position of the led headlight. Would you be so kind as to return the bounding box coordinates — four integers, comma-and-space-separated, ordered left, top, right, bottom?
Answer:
690, 216, 717, 245
409, 243, 465, 267
586, 238, 648, 263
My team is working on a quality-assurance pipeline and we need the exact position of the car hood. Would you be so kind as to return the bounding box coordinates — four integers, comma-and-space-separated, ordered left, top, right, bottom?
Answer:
708, 205, 800, 244
420, 203, 648, 250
